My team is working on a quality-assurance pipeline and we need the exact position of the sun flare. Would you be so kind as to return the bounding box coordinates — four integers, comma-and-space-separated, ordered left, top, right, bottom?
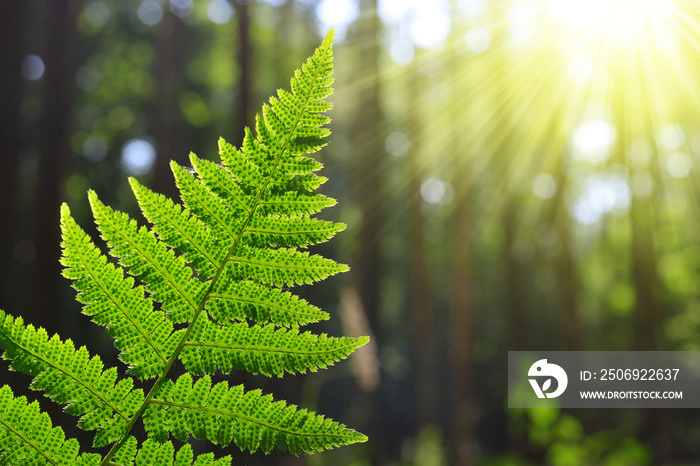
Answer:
548, 0, 676, 47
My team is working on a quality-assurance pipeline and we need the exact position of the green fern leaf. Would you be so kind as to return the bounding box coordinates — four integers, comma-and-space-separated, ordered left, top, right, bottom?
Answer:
88, 191, 207, 324
206, 278, 329, 327
256, 191, 337, 217
0, 310, 143, 447
222, 245, 347, 287
245, 215, 345, 249
170, 158, 245, 240
128, 178, 228, 281
217, 137, 266, 191
60, 204, 181, 380
181, 320, 370, 377
0, 29, 365, 464
0, 385, 101, 465
144, 374, 367, 454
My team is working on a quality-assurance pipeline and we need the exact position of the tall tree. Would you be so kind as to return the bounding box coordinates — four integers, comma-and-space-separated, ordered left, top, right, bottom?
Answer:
351, 0, 384, 337
406, 50, 438, 428
540, 95, 583, 351
348, 0, 387, 462
234, 0, 253, 145
31, 0, 80, 333
0, 2, 27, 312
445, 8, 477, 462
152, 9, 187, 200
613, 56, 661, 350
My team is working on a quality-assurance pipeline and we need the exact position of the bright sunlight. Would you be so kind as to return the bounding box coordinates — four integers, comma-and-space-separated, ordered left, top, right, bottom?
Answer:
549, 0, 676, 48
370, 0, 700, 232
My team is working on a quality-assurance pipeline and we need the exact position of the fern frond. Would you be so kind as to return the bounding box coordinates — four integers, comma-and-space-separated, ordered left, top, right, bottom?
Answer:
0, 310, 143, 447
143, 374, 367, 455
60, 204, 181, 380
112, 437, 231, 466
0, 385, 100, 465
180, 320, 370, 377
0, 30, 366, 463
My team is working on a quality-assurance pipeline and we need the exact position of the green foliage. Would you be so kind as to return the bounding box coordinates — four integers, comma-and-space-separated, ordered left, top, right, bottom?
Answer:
0, 30, 367, 464
0, 385, 100, 465
509, 408, 651, 465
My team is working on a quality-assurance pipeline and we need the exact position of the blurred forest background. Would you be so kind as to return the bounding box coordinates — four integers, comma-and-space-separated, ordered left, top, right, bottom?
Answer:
2, 0, 700, 464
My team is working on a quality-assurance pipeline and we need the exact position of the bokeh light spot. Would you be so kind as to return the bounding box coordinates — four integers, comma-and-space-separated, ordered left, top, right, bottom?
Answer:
108, 106, 135, 130
532, 173, 557, 199
458, 0, 486, 17
509, 2, 536, 46
84, 1, 111, 28
421, 177, 454, 205
657, 124, 685, 151
316, 0, 358, 40
386, 132, 410, 157
121, 139, 156, 176
409, 4, 451, 49
666, 152, 692, 178
21, 55, 45, 81
207, 0, 234, 24
572, 120, 616, 163
571, 175, 630, 224
170, 0, 194, 18
137, 0, 164, 26
465, 28, 491, 53
179, 92, 212, 127
390, 39, 415, 65
378, 0, 410, 22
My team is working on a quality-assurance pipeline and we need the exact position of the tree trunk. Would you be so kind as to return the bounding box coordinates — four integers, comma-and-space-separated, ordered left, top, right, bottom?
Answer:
0, 1, 27, 312
349, 0, 387, 462
234, 0, 253, 146
32, 0, 79, 334
445, 9, 477, 461
630, 191, 660, 349
502, 200, 525, 350
405, 50, 438, 433
611, 58, 661, 350
152, 10, 186, 199
351, 0, 384, 341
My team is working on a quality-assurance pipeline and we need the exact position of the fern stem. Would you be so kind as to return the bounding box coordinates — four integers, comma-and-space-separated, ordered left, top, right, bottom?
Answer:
98, 364, 167, 464
99, 50, 324, 466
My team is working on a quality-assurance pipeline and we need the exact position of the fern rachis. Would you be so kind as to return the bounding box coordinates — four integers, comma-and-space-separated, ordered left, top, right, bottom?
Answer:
0, 30, 368, 465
